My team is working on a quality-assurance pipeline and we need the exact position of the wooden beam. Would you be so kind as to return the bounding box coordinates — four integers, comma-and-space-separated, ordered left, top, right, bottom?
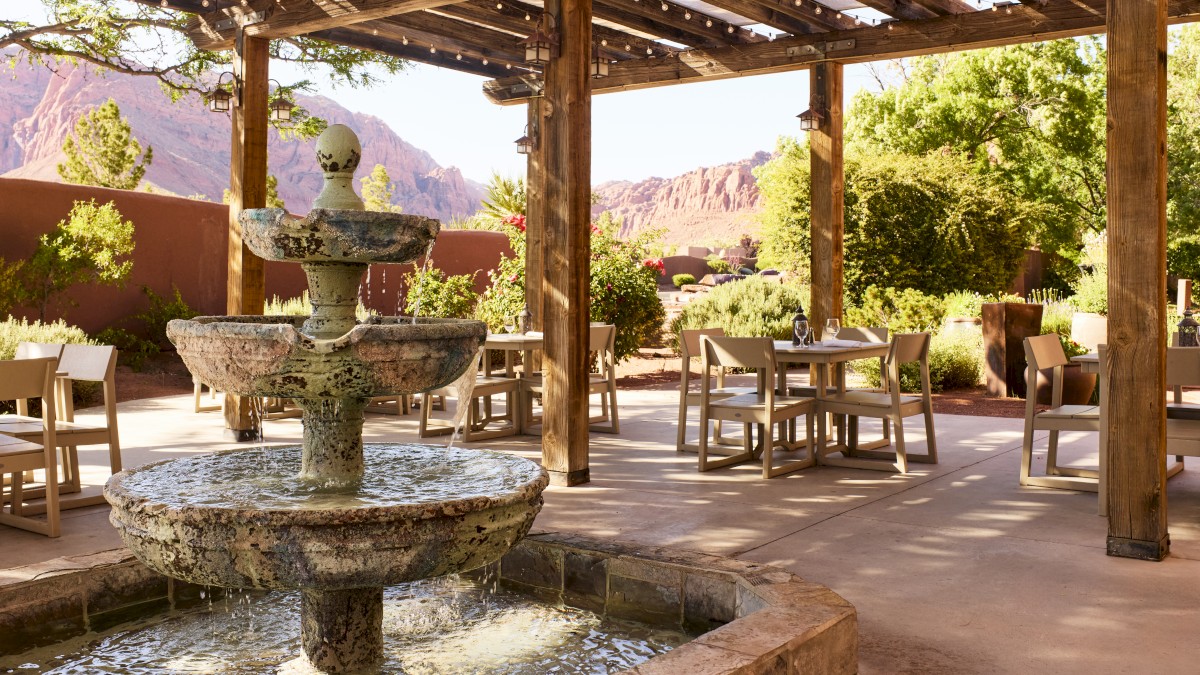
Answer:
809, 62, 843, 336
855, 0, 939, 21
540, 0, 592, 486
372, 13, 528, 63
908, 0, 978, 16
747, 0, 861, 32
1104, 0, 1170, 561
483, 0, 1200, 103
696, 0, 825, 35
312, 26, 523, 77
439, 0, 664, 59
592, 0, 763, 49
525, 99, 545, 334
225, 33, 269, 442
188, 0, 460, 51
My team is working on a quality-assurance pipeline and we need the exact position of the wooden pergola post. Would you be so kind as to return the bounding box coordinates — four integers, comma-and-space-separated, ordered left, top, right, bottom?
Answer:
1105, 0, 1170, 560
223, 32, 270, 441
525, 99, 545, 333
539, 0, 592, 486
809, 62, 844, 335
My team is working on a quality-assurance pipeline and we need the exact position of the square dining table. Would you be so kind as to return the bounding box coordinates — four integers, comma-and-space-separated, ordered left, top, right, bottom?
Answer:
773, 340, 892, 462
481, 332, 544, 434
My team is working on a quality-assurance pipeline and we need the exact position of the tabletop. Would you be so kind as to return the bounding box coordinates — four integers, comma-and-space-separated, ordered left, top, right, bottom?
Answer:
484, 333, 544, 350
1072, 353, 1099, 373
773, 340, 890, 363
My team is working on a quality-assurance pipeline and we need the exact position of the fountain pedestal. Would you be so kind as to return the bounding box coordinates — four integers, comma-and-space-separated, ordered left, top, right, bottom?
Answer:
301, 588, 385, 672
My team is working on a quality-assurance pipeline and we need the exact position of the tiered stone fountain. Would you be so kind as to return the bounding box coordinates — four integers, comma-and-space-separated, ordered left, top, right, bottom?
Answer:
105, 125, 549, 673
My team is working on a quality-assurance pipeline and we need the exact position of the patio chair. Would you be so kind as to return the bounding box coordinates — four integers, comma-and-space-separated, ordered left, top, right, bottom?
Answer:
1019, 334, 1099, 492
787, 326, 890, 448
366, 394, 413, 416
522, 324, 620, 434
419, 348, 522, 441
675, 328, 756, 453
1164, 346, 1200, 467
698, 335, 816, 478
1, 344, 122, 503
819, 332, 938, 473
192, 378, 222, 413
0, 357, 62, 537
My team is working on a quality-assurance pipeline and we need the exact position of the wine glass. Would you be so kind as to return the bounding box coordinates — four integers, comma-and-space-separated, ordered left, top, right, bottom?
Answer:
825, 318, 841, 342
503, 318, 516, 334
794, 319, 810, 348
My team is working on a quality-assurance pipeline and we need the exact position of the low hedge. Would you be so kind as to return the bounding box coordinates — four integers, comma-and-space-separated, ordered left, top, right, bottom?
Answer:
852, 330, 983, 393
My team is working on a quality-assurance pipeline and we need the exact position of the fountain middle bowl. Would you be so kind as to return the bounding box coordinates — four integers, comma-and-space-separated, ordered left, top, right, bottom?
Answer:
167, 316, 486, 398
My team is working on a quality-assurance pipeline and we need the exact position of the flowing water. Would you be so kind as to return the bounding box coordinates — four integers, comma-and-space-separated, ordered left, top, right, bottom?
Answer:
0, 576, 690, 674
117, 445, 542, 511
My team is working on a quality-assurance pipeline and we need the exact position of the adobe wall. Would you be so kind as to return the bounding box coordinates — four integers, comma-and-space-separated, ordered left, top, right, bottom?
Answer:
0, 179, 509, 335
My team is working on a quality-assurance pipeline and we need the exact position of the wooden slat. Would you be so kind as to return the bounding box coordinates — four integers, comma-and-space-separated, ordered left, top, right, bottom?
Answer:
540, 0, 592, 486
809, 61, 844, 337
1104, 0, 1170, 561
372, 13, 528, 62
312, 26, 522, 77
439, 0, 664, 59
696, 0, 823, 35
483, 0, 1200, 103
745, 0, 861, 32
855, 0, 939, 20
224, 34, 269, 441
908, 0, 978, 15
188, 0, 461, 51
592, 0, 764, 49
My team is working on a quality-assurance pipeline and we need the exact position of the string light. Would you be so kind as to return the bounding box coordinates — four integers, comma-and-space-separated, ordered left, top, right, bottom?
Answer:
705, 18, 713, 27
160, 0, 167, 6
201, 0, 209, 6
506, 63, 512, 69
1005, 4, 1012, 12
646, 46, 653, 54
372, 28, 378, 35
430, 45, 436, 53
815, 6, 822, 14
525, 13, 531, 20
726, 24, 735, 33
483, 58, 489, 65
794, 0, 801, 5
991, 4, 998, 10
625, 44, 632, 51
601, 39, 608, 46
684, 11, 691, 19
496, 1, 502, 8
402, 36, 409, 45
887, 21, 894, 30
836, 12, 842, 18
456, 52, 462, 60
661, 2, 669, 10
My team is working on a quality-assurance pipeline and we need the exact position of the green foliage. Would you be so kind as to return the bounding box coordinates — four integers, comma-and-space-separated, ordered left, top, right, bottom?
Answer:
1168, 237, 1200, 281
93, 326, 154, 371
477, 211, 665, 362
23, 199, 135, 320
753, 137, 811, 277
942, 291, 985, 319
478, 173, 526, 228
845, 286, 945, 334
224, 174, 284, 210
1059, 335, 1090, 358
401, 266, 478, 319
0, 317, 94, 361
264, 291, 370, 320
847, 39, 1107, 277
57, 99, 152, 190
360, 164, 402, 213
842, 153, 1032, 298
135, 285, 193, 350
1070, 270, 1107, 316
705, 256, 735, 274
0, 257, 25, 316
1039, 299, 1076, 338
854, 331, 983, 393
671, 277, 810, 345
2, 1, 407, 137
1168, 27, 1200, 247
673, 273, 696, 288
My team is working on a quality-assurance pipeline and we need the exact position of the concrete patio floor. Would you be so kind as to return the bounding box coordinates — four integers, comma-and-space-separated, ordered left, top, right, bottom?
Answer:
4, 386, 1200, 674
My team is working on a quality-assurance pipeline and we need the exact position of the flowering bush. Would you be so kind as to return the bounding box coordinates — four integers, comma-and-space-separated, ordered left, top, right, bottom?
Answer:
475, 211, 665, 361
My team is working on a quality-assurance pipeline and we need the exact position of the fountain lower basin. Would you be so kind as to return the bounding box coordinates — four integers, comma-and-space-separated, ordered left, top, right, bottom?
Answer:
106, 445, 547, 591
167, 316, 485, 398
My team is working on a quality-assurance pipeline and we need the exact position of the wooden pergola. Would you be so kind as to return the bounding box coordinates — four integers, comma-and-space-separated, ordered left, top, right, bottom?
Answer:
148, 0, 1193, 560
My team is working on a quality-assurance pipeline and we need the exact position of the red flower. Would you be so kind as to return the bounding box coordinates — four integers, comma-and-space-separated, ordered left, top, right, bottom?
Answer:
502, 213, 527, 232
508, 274, 520, 283
590, 224, 603, 235
642, 258, 665, 274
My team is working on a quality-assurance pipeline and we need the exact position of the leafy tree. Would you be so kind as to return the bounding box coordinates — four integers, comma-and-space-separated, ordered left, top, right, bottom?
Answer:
57, 98, 152, 189
479, 172, 526, 225
0, 258, 26, 316
753, 136, 811, 278
401, 266, 477, 319
847, 39, 1106, 282
2, 1, 408, 138
360, 164, 402, 213
22, 199, 135, 320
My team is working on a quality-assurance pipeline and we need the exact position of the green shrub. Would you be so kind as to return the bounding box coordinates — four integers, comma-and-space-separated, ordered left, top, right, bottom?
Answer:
671, 277, 809, 347
854, 331, 983, 393
0, 318, 95, 411
673, 273, 696, 288
401, 266, 478, 319
1070, 270, 1107, 315
1168, 237, 1200, 281
265, 291, 370, 320
1038, 299, 1076, 337
942, 291, 985, 319
136, 285, 193, 350
706, 256, 735, 275
94, 326, 155, 371
845, 285, 945, 333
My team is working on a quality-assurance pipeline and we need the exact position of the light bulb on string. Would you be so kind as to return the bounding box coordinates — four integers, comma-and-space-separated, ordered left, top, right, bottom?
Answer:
483, 58, 489, 65
1005, 4, 1012, 12
625, 44, 632, 51
506, 63, 512, 69
887, 21, 894, 30
726, 24, 735, 33
496, 1, 502, 8
430, 45, 436, 53
601, 39, 608, 46
456, 52, 462, 60
525, 13, 531, 20
160, 0, 167, 6
705, 18, 713, 27
402, 36, 409, 45
684, 11, 691, 19
201, 0, 209, 6
815, 6, 822, 14
661, 2, 668, 10
794, 0, 801, 5
646, 46, 653, 54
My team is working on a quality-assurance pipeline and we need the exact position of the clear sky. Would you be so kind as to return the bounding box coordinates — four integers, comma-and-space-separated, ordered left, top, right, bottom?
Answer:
6, 0, 882, 184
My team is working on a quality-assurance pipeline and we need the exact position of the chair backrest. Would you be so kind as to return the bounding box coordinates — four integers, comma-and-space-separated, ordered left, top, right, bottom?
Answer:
1024, 333, 1068, 371
702, 335, 775, 371
681, 328, 725, 360
58, 344, 117, 382
887, 332, 931, 366
1167, 347, 1200, 388
589, 324, 615, 354
15, 342, 64, 361
0, 357, 59, 406
838, 326, 888, 343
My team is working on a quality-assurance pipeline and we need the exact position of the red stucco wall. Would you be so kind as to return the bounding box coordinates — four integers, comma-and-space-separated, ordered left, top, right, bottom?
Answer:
0, 179, 509, 335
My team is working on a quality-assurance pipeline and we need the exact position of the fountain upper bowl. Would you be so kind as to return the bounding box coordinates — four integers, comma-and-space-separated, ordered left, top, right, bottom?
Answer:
240, 208, 439, 264
167, 316, 486, 398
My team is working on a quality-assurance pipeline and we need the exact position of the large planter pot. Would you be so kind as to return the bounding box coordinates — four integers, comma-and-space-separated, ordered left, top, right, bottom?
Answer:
1070, 312, 1108, 351
1027, 363, 1098, 406
983, 302, 1044, 398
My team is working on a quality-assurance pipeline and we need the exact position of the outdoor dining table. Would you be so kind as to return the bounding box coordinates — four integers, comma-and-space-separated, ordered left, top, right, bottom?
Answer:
480, 332, 543, 434
773, 340, 892, 463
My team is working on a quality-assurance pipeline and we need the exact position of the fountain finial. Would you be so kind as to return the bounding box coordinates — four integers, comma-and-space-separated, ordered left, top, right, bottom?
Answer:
313, 124, 365, 210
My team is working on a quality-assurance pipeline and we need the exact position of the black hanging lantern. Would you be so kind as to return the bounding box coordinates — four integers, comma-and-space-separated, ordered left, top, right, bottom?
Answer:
1180, 308, 1199, 347
590, 45, 609, 78
521, 14, 558, 65
514, 124, 535, 155
269, 97, 294, 122
796, 107, 824, 132
208, 72, 235, 113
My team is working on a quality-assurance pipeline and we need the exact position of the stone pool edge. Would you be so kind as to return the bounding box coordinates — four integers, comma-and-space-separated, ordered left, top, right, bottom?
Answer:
0, 532, 857, 674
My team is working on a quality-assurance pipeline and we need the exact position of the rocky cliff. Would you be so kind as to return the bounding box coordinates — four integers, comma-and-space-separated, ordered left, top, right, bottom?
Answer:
592, 151, 769, 248
0, 60, 483, 221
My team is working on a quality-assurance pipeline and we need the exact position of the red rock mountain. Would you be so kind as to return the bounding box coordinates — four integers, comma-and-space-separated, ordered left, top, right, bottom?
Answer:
592, 151, 769, 249
0, 61, 483, 221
